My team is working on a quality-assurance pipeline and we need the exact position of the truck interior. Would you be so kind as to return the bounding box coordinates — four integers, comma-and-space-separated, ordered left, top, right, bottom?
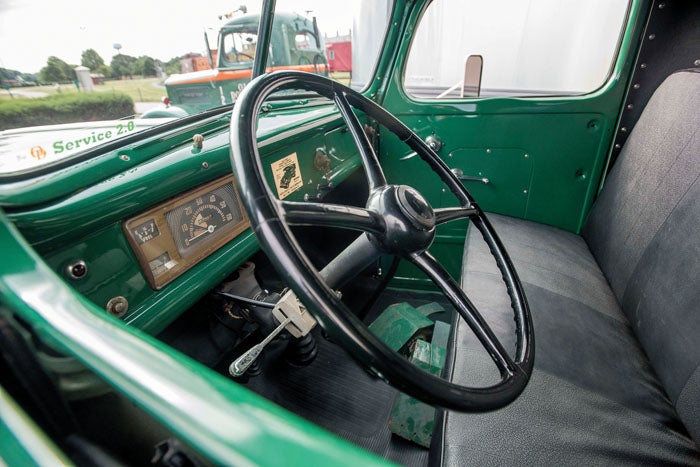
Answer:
0, 0, 698, 465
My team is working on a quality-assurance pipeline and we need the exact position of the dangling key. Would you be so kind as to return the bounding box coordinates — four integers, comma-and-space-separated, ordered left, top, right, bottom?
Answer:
229, 315, 292, 377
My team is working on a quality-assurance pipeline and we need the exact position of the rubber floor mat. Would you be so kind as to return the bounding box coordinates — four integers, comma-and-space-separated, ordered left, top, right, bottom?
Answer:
242, 289, 456, 466
243, 331, 430, 466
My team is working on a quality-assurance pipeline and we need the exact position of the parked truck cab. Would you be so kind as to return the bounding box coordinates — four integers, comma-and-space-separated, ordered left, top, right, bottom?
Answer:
155, 12, 327, 116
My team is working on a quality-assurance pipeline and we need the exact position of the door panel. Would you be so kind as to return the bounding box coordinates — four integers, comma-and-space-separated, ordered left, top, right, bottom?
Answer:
375, 0, 649, 287
379, 0, 649, 233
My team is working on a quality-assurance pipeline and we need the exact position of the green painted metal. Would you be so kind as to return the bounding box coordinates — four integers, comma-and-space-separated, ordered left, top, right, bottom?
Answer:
2, 105, 360, 335
376, 0, 649, 285
388, 320, 449, 448
379, 0, 650, 234
369, 302, 434, 352
0, 210, 393, 466
0, 386, 72, 466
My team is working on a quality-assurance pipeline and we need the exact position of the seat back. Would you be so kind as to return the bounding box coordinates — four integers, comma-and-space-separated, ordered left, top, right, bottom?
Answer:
583, 70, 700, 442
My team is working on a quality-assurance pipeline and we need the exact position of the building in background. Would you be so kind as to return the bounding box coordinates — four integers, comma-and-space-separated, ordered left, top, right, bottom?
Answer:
325, 33, 351, 73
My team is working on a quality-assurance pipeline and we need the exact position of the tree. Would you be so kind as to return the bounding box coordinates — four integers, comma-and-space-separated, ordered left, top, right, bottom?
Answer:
164, 56, 182, 76
133, 55, 157, 77
81, 48, 105, 71
39, 56, 75, 83
110, 54, 137, 79
97, 64, 112, 79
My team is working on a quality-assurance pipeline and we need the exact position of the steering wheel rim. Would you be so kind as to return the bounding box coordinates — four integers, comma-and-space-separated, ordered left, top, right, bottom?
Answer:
230, 70, 534, 411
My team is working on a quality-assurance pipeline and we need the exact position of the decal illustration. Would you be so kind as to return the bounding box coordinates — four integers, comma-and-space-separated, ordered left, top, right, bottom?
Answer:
271, 152, 303, 199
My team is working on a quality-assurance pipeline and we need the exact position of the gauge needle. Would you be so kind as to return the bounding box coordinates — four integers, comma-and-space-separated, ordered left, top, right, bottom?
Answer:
190, 224, 216, 242
194, 213, 213, 229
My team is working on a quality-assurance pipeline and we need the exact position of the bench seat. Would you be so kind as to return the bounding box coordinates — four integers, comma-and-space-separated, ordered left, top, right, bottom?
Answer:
435, 70, 700, 465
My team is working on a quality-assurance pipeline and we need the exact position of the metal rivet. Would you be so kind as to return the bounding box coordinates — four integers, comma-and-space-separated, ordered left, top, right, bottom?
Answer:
66, 260, 87, 280
106, 296, 129, 318
621, 127, 628, 133
523, 189, 528, 195
615, 144, 621, 149
119, 154, 130, 161
202, 162, 209, 169
486, 148, 492, 154
524, 153, 529, 158
441, 188, 446, 193
658, 3, 665, 9
633, 83, 641, 89
627, 104, 634, 110
640, 63, 647, 69
648, 34, 656, 40
694, 59, 700, 67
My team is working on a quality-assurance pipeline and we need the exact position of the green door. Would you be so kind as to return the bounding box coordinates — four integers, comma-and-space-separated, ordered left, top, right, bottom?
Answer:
379, 0, 649, 233
376, 0, 648, 284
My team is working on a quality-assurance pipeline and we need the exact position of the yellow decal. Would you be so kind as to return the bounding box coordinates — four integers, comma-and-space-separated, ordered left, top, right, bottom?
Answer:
30, 146, 47, 160
271, 152, 303, 199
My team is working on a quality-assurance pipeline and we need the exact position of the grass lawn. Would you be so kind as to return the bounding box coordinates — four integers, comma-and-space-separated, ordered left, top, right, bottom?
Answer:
2, 77, 166, 102
2, 72, 353, 103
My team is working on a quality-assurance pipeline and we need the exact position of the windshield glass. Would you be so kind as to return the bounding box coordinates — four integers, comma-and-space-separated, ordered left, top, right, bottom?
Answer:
220, 29, 258, 67
0, 0, 391, 177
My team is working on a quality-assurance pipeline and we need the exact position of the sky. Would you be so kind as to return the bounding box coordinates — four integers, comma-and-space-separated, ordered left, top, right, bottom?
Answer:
0, 0, 357, 73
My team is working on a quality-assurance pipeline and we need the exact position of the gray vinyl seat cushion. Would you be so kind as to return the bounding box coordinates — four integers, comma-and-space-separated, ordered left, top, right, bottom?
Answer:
436, 70, 700, 465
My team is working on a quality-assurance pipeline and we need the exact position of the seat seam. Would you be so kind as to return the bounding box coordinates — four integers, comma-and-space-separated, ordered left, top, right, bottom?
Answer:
466, 264, 623, 323
677, 364, 700, 406
617, 129, 700, 297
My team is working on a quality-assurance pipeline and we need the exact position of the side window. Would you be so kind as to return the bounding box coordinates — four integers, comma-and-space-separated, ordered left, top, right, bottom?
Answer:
404, 0, 630, 98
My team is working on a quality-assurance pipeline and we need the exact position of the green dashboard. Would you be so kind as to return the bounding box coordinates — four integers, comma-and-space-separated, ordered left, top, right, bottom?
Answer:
1, 103, 362, 335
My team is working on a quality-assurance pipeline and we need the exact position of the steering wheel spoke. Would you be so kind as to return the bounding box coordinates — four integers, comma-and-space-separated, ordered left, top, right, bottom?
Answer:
333, 91, 387, 191
281, 200, 386, 235
410, 251, 517, 377
434, 206, 478, 225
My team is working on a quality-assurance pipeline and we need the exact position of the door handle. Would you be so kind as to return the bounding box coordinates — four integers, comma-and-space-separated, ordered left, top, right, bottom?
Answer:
451, 168, 490, 184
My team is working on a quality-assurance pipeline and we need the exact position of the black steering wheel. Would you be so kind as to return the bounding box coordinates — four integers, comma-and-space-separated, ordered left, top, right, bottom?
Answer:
229, 71, 534, 411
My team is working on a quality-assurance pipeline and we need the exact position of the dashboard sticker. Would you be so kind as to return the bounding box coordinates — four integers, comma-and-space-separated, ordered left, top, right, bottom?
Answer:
271, 152, 303, 199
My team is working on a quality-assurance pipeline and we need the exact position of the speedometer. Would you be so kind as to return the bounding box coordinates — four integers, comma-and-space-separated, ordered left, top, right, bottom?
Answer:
165, 183, 244, 258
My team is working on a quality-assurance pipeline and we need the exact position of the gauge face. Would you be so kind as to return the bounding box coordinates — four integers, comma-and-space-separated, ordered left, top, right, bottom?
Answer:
149, 252, 174, 277
131, 219, 160, 244
165, 183, 244, 258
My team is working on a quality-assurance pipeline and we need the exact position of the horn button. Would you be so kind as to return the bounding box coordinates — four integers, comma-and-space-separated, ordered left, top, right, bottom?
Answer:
367, 185, 436, 254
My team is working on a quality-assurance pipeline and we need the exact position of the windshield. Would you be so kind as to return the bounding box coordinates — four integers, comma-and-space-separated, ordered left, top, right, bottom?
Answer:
0, 0, 391, 177
220, 29, 258, 68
